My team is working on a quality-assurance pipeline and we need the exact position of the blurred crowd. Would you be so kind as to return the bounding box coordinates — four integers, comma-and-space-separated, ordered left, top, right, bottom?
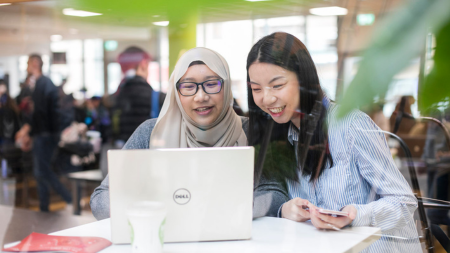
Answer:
0, 46, 164, 211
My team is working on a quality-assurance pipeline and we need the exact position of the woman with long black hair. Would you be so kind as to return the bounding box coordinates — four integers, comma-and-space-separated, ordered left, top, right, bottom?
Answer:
248, 32, 421, 252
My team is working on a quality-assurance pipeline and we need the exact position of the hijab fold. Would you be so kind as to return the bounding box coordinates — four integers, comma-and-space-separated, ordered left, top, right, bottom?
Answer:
150, 47, 247, 148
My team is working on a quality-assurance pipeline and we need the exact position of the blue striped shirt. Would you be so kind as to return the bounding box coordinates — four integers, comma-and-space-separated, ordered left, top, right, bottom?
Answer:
283, 98, 421, 253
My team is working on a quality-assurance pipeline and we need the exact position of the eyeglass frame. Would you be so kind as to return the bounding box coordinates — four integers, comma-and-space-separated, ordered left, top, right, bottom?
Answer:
176, 78, 224, 96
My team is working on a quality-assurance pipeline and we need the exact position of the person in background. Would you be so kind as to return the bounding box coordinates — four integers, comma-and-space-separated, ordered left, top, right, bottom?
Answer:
57, 78, 75, 130
0, 80, 20, 159
85, 96, 111, 143
16, 74, 34, 125
15, 54, 72, 212
389, 95, 416, 135
113, 46, 153, 147
16, 74, 33, 105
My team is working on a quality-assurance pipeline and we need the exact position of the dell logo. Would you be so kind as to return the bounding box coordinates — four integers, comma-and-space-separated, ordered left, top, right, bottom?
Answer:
173, 189, 191, 205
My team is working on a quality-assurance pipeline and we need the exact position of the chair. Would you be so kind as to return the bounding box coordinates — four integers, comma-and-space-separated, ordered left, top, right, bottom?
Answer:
385, 130, 450, 253
392, 109, 450, 252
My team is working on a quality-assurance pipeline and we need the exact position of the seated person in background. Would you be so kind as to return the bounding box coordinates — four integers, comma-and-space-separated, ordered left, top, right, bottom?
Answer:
90, 47, 248, 220
249, 32, 421, 252
389, 95, 416, 135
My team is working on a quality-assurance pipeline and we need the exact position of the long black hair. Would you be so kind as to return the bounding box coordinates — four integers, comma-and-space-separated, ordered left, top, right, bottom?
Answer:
247, 32, 333, 183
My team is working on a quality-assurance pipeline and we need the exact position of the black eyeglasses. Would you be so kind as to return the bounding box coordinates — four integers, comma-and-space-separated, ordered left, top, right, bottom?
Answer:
177, 79, 224, 96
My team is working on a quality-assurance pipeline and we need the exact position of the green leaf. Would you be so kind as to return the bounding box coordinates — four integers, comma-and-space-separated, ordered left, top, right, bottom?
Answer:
337, 0, 450, 118
420, 20, 450, 112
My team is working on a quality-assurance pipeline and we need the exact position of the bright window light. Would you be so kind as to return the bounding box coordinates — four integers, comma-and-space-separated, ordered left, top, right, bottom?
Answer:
63, 8, 102, 17
0, 3, 11, 6
309, 6, 348, 16
51, 35, 63, 41
104, 40, 118, 51
153, 21, 169, 26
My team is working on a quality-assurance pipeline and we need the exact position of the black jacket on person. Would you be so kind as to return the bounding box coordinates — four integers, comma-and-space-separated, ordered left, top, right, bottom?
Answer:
0, 105, 20, 142
115, 75, 153, 142
30, 75, 60, 136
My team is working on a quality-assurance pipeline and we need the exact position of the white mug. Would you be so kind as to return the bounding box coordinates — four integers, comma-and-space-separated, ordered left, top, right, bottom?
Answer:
127, 201, 167, 253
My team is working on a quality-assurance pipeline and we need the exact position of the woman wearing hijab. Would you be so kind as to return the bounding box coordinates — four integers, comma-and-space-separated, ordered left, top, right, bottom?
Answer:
91, 48, 247, 220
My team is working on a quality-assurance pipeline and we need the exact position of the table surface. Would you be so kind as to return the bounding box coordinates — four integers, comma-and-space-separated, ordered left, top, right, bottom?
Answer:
0, 205, 96, 246
9, 217, 381, 253
67, 169, 104, 182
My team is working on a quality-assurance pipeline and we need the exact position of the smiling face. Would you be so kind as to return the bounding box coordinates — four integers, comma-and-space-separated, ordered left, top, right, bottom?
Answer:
178, 64, 225, 127
248, 62, 301, 127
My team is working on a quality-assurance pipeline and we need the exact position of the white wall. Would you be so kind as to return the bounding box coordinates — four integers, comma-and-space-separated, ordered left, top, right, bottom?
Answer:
0, 56, 21, 97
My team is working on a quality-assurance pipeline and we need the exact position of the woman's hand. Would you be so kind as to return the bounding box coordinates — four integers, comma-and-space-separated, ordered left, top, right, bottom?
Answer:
309, 204, 357, 230
281, 198, 311, 222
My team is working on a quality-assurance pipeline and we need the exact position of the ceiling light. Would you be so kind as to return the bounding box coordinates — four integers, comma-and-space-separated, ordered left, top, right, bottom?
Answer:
357, 13, 375, 26
51, 34, 63, 41
309, 6, 348, 16
153, 21, 169, 26
0, 3, 12, 6
63, 8, 102, 17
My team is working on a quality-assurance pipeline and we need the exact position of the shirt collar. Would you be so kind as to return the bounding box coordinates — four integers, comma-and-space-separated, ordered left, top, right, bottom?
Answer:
288, 123, 299, 145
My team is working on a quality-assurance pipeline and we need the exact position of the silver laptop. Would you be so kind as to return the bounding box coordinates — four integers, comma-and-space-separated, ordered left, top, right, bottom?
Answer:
108, 147, 254, 244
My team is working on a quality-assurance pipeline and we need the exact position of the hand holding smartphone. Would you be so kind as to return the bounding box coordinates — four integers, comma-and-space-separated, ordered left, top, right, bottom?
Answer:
317, 208, 348, 217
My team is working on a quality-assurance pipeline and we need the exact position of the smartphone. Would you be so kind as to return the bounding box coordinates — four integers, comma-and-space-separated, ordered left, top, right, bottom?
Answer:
318, 208, 348, 217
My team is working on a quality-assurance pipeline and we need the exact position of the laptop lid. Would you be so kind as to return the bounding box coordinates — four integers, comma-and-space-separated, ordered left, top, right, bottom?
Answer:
108, 147, 254, 244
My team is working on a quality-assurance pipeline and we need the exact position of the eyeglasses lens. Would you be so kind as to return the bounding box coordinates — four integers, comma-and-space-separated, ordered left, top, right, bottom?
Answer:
179, 83, 197, 96
204, 80, 222, 94
178, 80, 222, 96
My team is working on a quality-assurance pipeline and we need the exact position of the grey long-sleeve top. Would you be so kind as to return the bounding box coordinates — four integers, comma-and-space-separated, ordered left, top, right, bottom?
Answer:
90, 117, 288, 220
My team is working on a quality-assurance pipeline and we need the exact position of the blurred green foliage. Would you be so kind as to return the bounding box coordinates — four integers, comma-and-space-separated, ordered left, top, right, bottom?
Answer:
58, 0, 297, 26
338, 0, 450, 118
254, 141, 296, 184
420, 21, 450, 112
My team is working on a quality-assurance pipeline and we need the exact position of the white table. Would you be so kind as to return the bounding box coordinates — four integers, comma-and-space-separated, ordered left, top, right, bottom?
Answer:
11, 217, 381, 253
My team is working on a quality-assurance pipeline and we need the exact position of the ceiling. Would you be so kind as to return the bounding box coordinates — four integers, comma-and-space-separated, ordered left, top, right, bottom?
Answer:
0, 0, 404, 56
